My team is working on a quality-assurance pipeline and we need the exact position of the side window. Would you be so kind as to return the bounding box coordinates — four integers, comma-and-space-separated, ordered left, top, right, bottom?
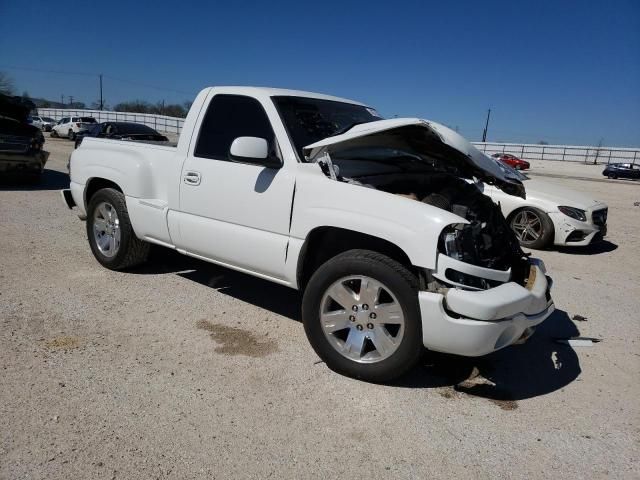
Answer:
61, 118, 69, 124
194, 94, 274, 160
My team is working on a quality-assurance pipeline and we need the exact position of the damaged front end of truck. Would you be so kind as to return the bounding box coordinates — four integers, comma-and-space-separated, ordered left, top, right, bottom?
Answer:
303, 119, 554, 356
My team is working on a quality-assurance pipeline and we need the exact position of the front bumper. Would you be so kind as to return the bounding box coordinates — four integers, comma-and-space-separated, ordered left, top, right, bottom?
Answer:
419, 260, 554, 356
549, 205, 608, 246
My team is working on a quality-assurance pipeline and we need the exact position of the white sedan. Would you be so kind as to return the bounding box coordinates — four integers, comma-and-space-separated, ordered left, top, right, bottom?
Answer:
482, 165, 608, 249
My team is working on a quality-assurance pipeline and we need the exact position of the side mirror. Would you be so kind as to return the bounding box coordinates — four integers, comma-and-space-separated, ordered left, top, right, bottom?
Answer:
229, 136, 281, 169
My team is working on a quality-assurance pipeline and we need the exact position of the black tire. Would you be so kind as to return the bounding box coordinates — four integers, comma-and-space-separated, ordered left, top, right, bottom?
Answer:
68, 129, 75, 140
50, 129, 58, 138
302, 249, 422, 383
86, 188, 149, 270
509, 207, 554, 249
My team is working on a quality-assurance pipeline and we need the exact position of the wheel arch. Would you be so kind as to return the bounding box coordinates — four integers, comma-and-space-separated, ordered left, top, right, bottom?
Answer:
296, 226, 417, 291
84, 177, 123, 210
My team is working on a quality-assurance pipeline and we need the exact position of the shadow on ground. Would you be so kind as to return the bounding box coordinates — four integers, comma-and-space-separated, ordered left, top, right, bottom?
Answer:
0, 168, 69, 191
131, 247, 301, 321
394, 308, 581, 401
132, 247, 581, 400
555, 239, 618, 255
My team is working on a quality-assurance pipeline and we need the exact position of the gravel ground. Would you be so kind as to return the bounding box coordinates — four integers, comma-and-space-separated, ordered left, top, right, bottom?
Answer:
1, 136, 639, 479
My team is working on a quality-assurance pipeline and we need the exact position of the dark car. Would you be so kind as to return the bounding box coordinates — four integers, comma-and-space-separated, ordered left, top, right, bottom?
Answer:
75, 121, 170, 148
492, 153, 530, 170
0, 94, 49, 181
602, 163, 640, 180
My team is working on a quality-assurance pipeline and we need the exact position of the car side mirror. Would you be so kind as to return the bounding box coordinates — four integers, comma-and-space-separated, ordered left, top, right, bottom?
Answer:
228, 136, 282, 169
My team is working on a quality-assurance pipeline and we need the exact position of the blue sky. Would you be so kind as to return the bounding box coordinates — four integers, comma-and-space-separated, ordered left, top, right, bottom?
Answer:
1, 0, 638, 146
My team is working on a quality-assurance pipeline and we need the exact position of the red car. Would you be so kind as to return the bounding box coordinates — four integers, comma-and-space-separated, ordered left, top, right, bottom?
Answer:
492, 153, 530, 170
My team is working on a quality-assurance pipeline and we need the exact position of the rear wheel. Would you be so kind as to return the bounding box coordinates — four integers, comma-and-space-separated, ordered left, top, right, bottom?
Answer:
510, 207, 554, 249
50, 129, 58, 138
68, 129, 75, 140
302, 250, 422, 383
86, 188, 149, 270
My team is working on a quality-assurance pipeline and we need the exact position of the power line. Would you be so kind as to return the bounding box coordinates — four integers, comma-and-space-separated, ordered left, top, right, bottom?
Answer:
0, 65, 195, 96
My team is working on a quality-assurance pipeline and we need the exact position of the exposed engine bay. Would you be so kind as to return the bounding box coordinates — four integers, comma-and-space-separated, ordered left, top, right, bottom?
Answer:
318, 157, 531, 290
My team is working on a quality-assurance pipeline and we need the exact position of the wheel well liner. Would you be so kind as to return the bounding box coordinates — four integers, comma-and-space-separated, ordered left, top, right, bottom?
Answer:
297, 226, 414, 290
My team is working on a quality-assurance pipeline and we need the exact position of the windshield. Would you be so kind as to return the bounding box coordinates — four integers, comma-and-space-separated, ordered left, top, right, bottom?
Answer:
272, 96, 382, 160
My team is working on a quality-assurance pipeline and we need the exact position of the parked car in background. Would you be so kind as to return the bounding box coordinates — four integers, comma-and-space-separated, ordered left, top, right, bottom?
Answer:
74, 122, 170, 149
484, 159, 608, 248
0, 94, 49, 181
492, 153, 530, 170
602, 163, 640, 180
61, 86, 554, 382
51, 116, 97, 140
30, 116, 56, 131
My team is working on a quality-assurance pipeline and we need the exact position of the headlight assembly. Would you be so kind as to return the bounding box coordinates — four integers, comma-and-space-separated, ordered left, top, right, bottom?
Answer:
558, 206, 586, 222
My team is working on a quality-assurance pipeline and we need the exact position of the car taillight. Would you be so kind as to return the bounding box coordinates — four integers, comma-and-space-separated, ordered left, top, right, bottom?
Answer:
76, 123, 81, 127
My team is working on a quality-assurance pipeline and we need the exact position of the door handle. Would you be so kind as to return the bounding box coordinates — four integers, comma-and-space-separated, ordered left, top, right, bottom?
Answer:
183, 171, 201, 186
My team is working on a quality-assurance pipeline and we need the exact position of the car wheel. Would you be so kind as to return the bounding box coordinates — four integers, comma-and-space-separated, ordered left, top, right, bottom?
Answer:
86, 188, 150, 270
509, 207, 554, 249
51, 129, 58, 138
302, 249, 423, 383
68, 129, 75, 140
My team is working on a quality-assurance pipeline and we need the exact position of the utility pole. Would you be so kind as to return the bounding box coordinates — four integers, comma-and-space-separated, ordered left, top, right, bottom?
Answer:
482, 108, 491, 142
68, 96, 74, 106
61, 94, 64, 105
99, 74, 103, 110
161, 99, 165, 115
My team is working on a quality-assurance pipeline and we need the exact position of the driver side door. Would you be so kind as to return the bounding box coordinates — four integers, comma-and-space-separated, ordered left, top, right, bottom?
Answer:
175, 94, 295, 281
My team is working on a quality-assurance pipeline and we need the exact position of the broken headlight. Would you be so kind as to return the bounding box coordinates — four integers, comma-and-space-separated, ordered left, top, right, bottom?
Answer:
558, 206, 586, 222
443, 223, 465, 261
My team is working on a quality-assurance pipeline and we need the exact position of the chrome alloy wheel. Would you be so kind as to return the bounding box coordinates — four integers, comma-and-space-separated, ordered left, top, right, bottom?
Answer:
320, 276, 405, 363
93, 201, 121, 258
511, 209, 543, 243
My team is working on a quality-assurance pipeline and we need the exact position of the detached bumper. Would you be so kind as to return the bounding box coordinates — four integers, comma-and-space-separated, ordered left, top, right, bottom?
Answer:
419, 260, 554, 357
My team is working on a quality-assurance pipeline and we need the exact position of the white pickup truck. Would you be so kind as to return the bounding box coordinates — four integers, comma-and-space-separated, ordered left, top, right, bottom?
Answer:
62, 86, 554, 382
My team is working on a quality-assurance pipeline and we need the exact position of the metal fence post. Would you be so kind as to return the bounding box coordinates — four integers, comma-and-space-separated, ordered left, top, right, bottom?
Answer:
633, 151, 637, 166
541, 146, 545, 161
521, 145, 525, 159
562, 147, 566, 161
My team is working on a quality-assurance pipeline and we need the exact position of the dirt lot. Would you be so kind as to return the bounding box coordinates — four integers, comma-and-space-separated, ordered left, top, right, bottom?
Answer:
1, 137, 639, 479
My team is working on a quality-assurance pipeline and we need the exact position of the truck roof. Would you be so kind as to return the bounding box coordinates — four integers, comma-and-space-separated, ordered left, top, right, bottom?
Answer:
204, 86, 368, 107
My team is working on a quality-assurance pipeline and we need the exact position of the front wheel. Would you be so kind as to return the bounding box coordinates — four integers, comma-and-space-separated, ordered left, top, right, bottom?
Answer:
50, 129, 58, 138
86, 188, 149, 270
302, 250, 423, 383
510, 207, 554, 249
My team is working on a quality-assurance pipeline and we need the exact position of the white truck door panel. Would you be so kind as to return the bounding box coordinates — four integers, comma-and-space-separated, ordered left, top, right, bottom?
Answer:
176, 94, 295, 280
177, 161, 294, 279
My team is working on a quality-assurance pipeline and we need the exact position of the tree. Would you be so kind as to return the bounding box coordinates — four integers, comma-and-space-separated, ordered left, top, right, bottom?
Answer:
0, 71, 15, 95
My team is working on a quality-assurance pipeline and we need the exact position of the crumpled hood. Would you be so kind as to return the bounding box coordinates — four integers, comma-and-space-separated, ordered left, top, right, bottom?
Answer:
303, 118, 525, 197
